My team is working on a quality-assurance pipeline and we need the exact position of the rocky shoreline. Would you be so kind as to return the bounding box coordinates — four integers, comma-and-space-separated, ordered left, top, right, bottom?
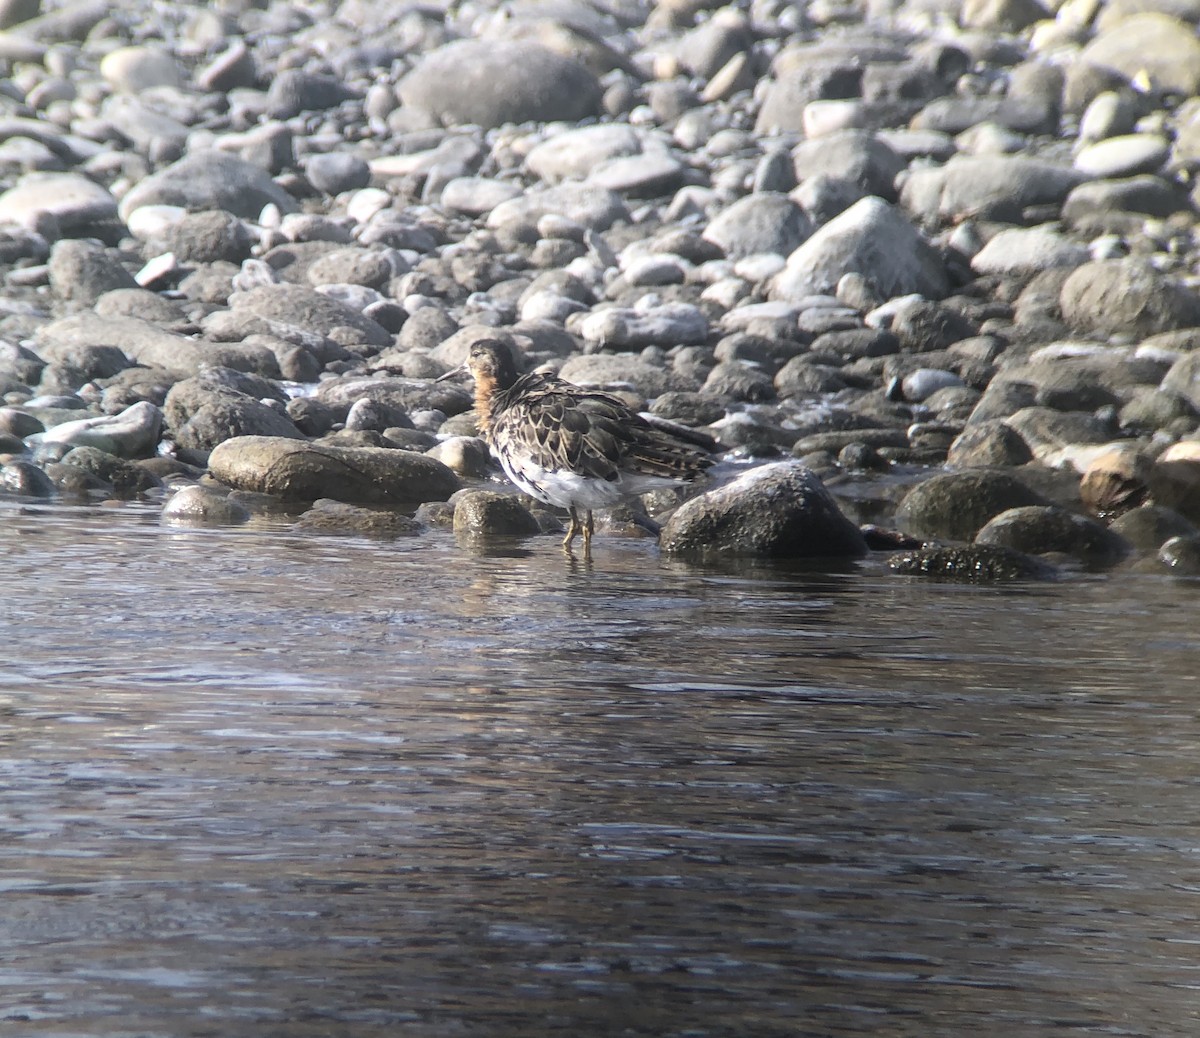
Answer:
1, 0, 1200, 579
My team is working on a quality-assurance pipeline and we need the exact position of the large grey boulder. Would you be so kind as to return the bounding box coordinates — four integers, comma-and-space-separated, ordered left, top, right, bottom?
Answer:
895, 469, 1050, 541
118, 151, 299, 222
164, 373, 303, 452
230, 283, 393, 349
770, 197, 950, 302
660, 461, 868, 559
36, 314, 280, 379
1059, 259, 1200, 338
975, 505, 1129, 565
208, 436, 460, 504
702, 192, 813, 260
900, 154, 1087, 223
399, 40, 601, 130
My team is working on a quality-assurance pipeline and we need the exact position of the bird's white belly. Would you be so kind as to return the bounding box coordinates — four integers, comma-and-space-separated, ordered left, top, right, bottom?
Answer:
500, 455, 678, 510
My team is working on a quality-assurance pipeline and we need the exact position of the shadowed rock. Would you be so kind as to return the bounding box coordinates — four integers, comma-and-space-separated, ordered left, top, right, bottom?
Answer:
161, 485, 251, 526
888, 543, 1057, 581
660, 461, 868, 559
895, 469, 1049, 541
975, 505, 1129, 565
295, 499, 422, 538
452, 490, 542, 537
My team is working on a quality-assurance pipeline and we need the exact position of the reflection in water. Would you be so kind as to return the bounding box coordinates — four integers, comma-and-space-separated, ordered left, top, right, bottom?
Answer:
2, 501, 1199, 1036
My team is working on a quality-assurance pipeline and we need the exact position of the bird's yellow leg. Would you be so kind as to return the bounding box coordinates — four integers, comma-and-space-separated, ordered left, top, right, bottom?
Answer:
562, 507, 580, 553
582, 510, 594, 560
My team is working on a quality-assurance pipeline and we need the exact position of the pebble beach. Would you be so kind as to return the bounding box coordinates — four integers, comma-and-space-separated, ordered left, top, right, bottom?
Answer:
2, 0, 1200, 577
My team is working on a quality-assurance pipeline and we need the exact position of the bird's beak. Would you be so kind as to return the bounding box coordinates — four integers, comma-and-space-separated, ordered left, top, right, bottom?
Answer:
435, 361, 469, 383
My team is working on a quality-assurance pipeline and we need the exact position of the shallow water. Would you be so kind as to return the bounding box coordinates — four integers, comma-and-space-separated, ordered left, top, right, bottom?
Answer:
2, 500, 1199, 1037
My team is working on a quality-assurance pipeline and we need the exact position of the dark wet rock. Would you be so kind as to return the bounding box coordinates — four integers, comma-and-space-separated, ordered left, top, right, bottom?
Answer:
39, 400, 162, 457
1109, 505, 1199, 553
266, 69, 358, 120
702, 362, 775, 403
650, 391, 726, 426
230, 283, 392, 350
399, 40, 601, 130
452, 489, 542, 537
33, 338, 130, 391
295, 498, 422, 538
900, 155, 1087, 223
160, 484, 252, 526
42, 459, 110, 494
1060, 259, 1200, 338
1, 460, 55, 496
813, 328, 901, 361
1004, 407, 1117, 463
895, 469, 1050, 541
208, 435, 460, 504
304, 153, 372, 195
1147, 443, 1200, 525
770, 197, 950, 302
1158, 535, 1200, 574
791, 427, 909, 455
1119, 386, 1198, 434
888, 543, 1057, 581
660, 461, 868, 559
59, 445, 161, 496
975, 504, 1129, 565
164, 375, 302, 452
774, 355, 851, 397
701, 193, 812, 260
159, 210, 253, 264
117, 152, 299, 223
890, 301, 978, 353
947, 420, 1035, 468
0, 406, 44, 438
48, 239, 138, 306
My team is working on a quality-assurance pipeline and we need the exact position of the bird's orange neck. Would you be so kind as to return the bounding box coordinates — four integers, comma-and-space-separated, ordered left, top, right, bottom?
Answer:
473, 370, 498, 436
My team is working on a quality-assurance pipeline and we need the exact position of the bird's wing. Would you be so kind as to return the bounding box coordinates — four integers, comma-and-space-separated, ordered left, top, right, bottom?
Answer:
492, 378, 711, 482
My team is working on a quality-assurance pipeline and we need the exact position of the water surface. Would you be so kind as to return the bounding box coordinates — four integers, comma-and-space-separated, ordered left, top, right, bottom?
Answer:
2, 501, 1199, 1036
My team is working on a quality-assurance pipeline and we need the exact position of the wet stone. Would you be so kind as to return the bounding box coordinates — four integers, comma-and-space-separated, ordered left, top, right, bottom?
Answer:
975, 504, 1129, 566
452, 489, 542, 537
895, 469, 1050, 542
208, 436, 460, 504
295, 498, 422, 538
888, 543, 1057, 582
660, 461, 868, 560
161, 484, 252, 526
